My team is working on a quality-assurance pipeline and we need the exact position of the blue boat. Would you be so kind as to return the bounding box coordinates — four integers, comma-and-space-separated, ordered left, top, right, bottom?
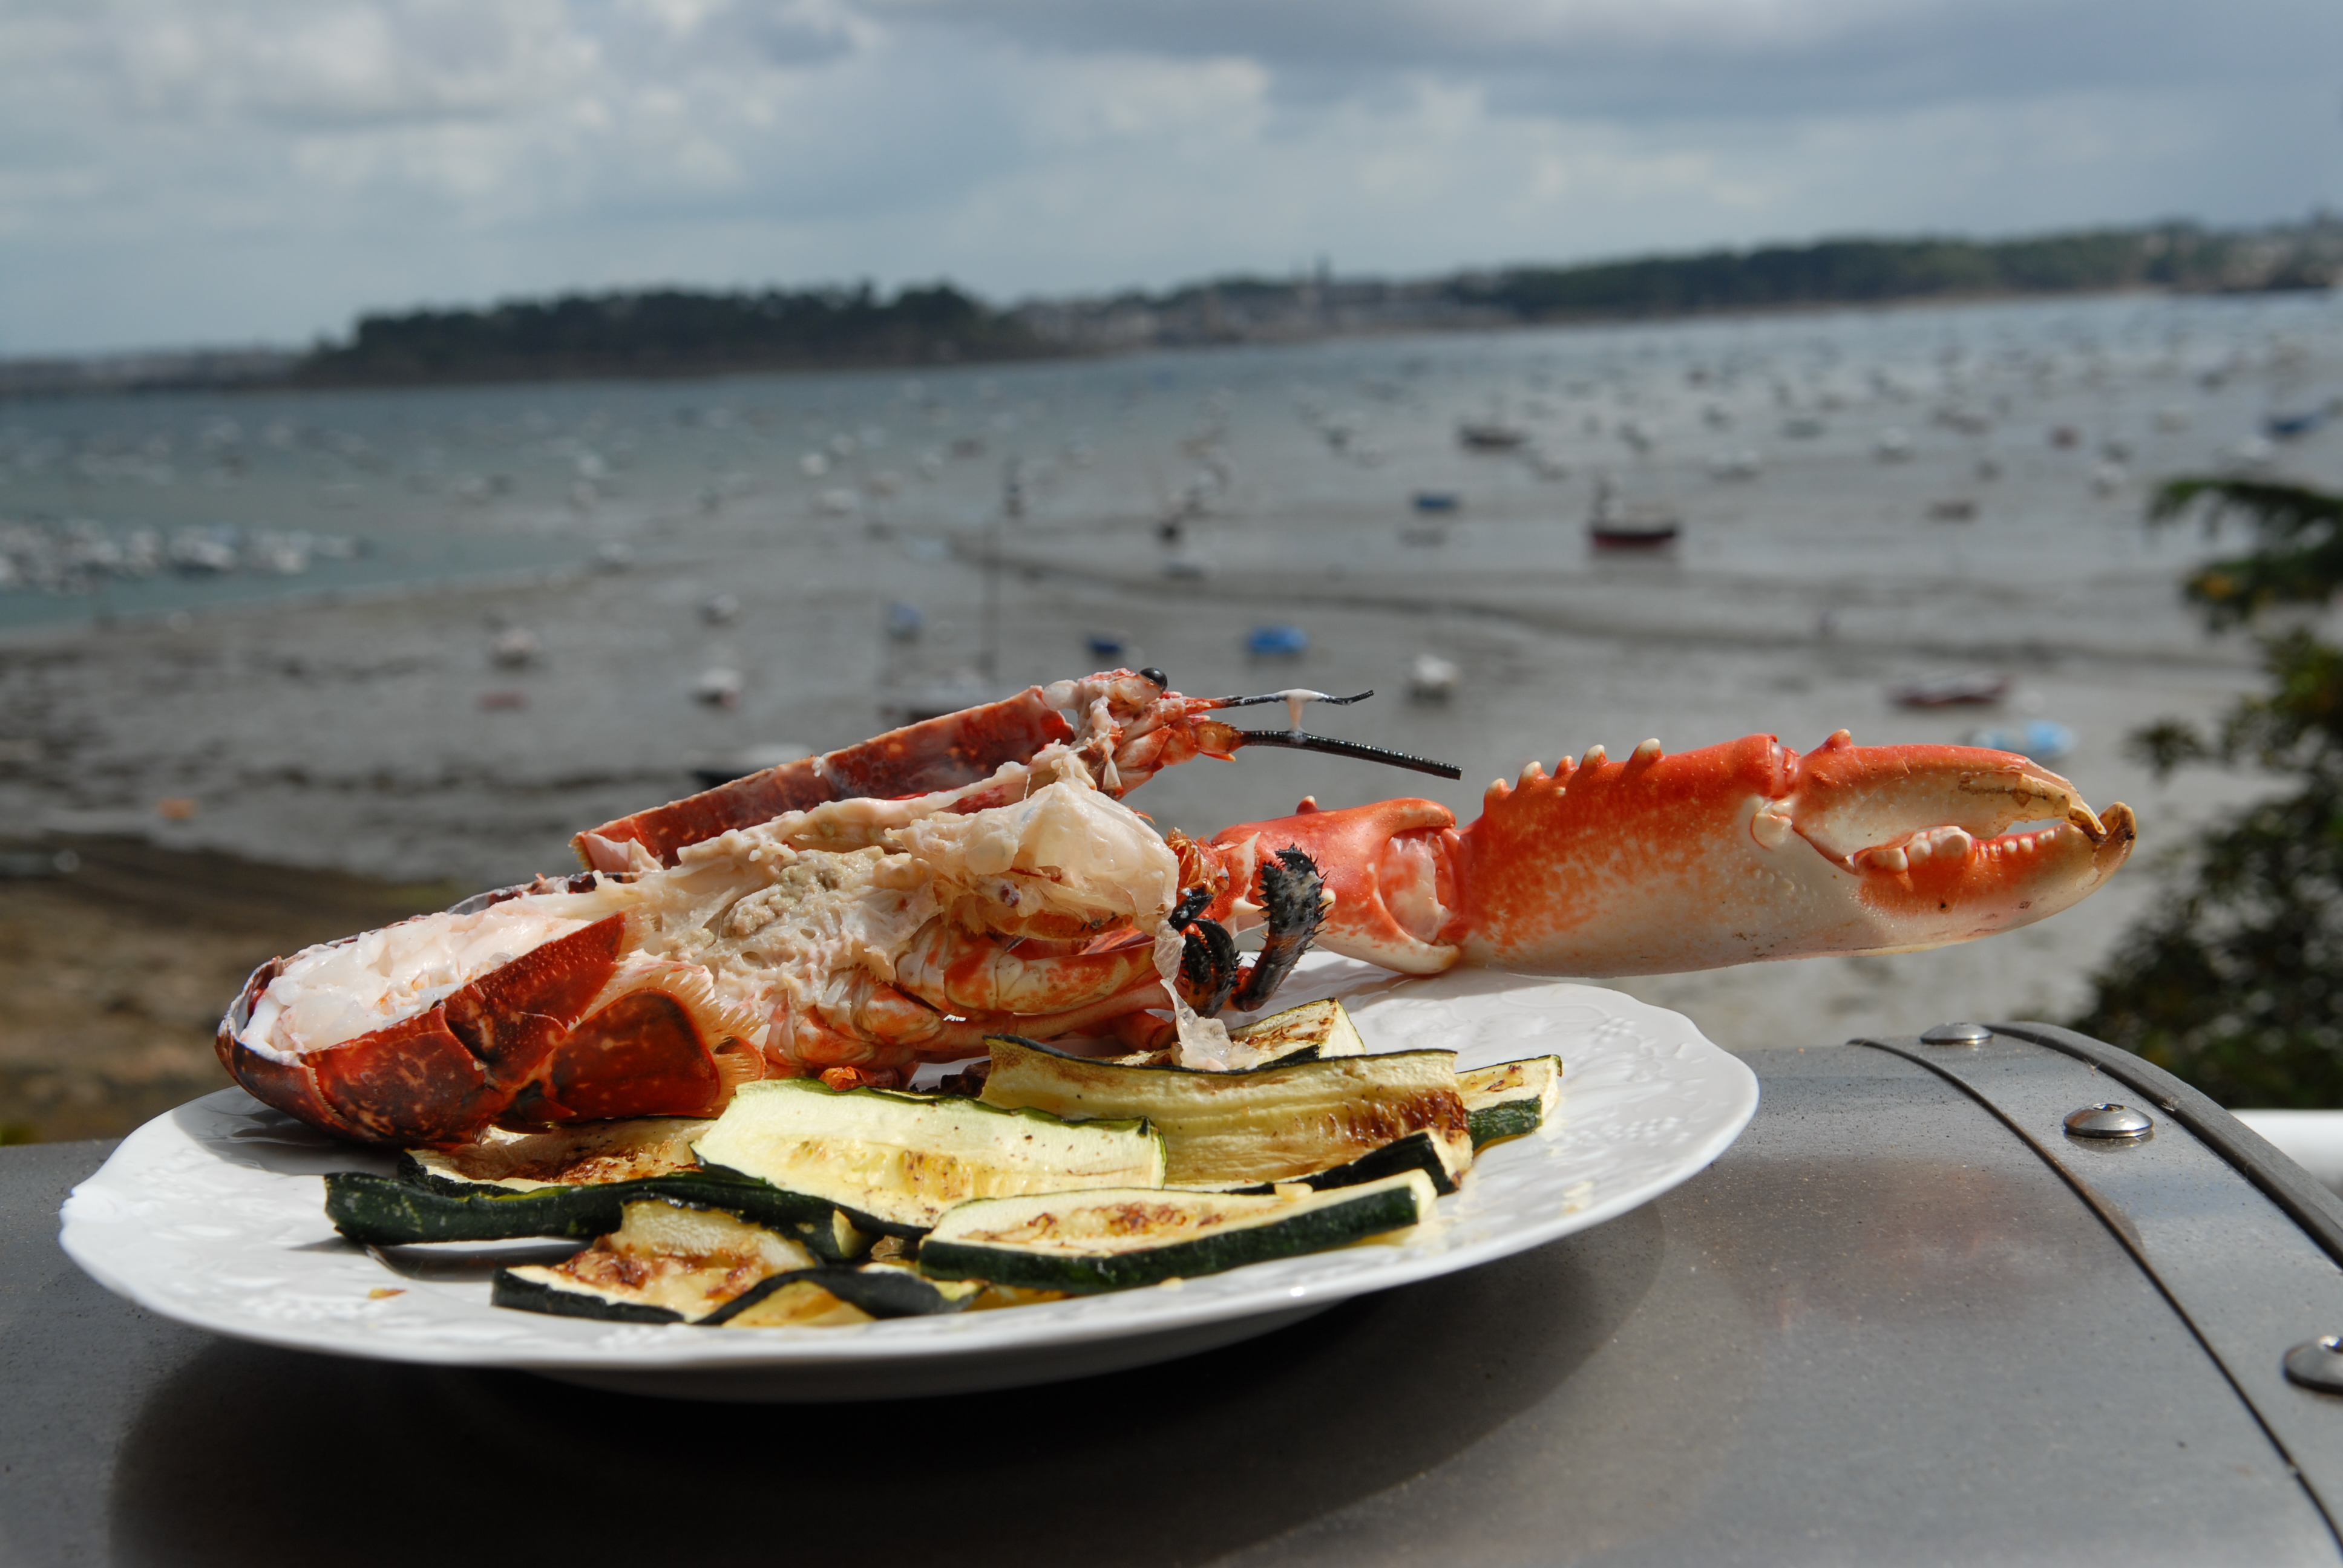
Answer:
1086, 632, 1129, 661
1962, 719, 2075, 762
1246, 625, 1308, 658
1412, 491, 1460, 514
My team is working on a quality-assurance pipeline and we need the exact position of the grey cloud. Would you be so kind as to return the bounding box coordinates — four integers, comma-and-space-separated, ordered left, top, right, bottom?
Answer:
865, 0, 2343, 119
0, 0, 2337, 355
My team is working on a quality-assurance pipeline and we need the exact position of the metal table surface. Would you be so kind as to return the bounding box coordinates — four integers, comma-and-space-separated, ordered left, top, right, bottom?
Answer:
11, 1037, 2343, 1567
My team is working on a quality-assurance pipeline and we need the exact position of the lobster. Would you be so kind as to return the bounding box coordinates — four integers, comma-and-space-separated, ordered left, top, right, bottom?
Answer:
217, 668, 2135, 1145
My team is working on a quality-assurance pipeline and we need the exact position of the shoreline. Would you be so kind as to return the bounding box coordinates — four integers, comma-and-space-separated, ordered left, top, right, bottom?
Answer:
0, 835, 464, 1143
6, 283, 2325, 405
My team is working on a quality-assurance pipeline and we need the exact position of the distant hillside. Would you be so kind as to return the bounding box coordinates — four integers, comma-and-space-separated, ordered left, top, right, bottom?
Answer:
1023, 220, 2342, 350
10, 218, 2336, 397
295, 282, 1048, 387
1449, 224, 2339, 322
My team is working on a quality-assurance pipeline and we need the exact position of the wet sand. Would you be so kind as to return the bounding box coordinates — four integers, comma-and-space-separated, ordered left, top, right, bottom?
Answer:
0, 837, 460, 1142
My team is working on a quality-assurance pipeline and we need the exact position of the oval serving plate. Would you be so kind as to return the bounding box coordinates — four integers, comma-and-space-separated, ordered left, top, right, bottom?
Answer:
60, 957, 1757, 1402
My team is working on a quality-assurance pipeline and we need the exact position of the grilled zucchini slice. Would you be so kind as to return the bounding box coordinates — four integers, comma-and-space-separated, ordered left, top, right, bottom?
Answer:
980, 1035, 1471, 1189
492, 1199, 822, 1324
1109, 996, 1369, 1068
489, 1201, 985, 1327
691, 1077, 1167, 1235
1231, 1128, 1461, 1196
917, 1170, 1438, 1293
398, 1118, 712, 1194
712, 1261, 983, 1324
1229, 998, 1367, 1065
324, 1169, 872, 1259
1459, 1056, 1563, 1147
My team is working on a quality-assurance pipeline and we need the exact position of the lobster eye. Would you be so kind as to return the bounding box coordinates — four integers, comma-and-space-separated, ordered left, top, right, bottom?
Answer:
1138, 667, 1168, 690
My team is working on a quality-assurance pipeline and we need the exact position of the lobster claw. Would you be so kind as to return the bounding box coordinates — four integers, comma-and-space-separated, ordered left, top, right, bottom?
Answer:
1211, 733, 2137, 979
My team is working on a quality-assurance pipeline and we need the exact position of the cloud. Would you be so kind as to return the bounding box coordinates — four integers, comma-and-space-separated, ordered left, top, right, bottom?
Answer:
0, 0, 2335, 353
870, 0, 2342, 116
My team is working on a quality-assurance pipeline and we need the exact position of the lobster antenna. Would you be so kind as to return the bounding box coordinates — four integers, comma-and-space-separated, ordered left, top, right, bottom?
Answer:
1203, 688, 1375, 710
1231, 729, 1463, 780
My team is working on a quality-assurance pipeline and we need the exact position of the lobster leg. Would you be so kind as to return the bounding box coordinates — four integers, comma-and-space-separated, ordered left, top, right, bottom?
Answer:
572, 669, 1463, 872
1208, 733, 2136, 978
575, 686, 1079, 870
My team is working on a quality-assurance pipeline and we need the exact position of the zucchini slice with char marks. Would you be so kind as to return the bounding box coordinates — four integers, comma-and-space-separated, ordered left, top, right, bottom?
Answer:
1230, 1128, 1460, 1197
398, 1118, 710, 1195
917, 1171, 1438, 1294
1459, 1056, 1562, 1147
490, 1201, 980, 1326
1229, 997, 1366, 1066
493, 1200, 824, 1324
326, 1169, 871, 1260
1113, 997, 1370, 1070
980, 1035, 1472, 1190
690, 1077, 1166, 1235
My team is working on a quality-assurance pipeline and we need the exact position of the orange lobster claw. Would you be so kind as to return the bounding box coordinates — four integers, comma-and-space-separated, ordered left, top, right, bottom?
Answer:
1212, 733, 2136, 979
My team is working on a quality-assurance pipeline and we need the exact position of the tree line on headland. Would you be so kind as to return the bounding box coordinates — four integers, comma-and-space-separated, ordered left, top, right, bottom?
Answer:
3, 218, 2333, 396
1452, 224, 2335, 321
292, 219, 2343, 385
296, 282, 1037, 386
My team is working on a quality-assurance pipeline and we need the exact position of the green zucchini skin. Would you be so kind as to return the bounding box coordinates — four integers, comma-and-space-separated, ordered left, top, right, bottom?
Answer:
490, 1267, 690, 1324
395, 1152, 484, 1197
917, 1175, 1431, 1294
1458, 1055, 1564, 1148
1467, 1100, 1544, 1148
324, 1171, 869, 1261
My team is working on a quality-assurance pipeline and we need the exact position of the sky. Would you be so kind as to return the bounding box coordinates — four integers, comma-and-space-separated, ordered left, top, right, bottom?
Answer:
1, 0, 2338, 356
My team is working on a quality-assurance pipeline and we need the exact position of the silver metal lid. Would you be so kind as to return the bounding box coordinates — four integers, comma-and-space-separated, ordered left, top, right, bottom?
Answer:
2285, 1336, 2343, 1395
1921, 1022, 1994, 1046
2065, 1102, 2154, 1141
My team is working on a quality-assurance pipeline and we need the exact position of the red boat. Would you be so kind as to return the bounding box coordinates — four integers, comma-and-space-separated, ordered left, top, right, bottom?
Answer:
1589, 521, 1680, 551
1889, 671, 2010, 708
1458, 421, 1527, 451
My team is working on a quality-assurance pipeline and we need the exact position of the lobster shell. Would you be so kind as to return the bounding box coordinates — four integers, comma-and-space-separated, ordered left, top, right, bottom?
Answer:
215, 877, 746, 1146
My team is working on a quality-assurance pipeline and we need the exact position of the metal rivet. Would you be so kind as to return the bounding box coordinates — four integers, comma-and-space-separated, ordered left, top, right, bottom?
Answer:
1921, 1022, 1994, 1046
2286, 1336, 2343, 1394
2065, 1103, 2154, 1142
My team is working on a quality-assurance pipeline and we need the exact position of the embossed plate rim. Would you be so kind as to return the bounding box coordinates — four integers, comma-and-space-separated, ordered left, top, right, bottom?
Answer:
60, 959, 1757, 1380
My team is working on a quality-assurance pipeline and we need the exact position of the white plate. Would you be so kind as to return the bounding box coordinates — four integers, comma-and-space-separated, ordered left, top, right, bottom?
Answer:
60, 958, 1757, 1402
